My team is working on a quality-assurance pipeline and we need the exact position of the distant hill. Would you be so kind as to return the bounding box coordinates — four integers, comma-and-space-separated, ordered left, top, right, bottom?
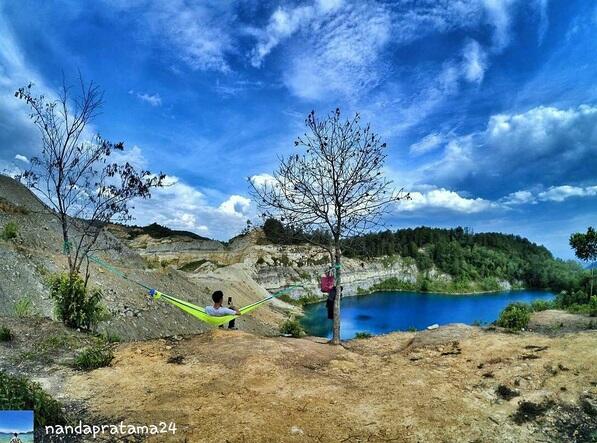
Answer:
110, 222, 213, 241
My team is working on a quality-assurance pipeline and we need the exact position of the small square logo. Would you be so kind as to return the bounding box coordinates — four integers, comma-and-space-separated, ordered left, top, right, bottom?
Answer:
0, 411, 34, 443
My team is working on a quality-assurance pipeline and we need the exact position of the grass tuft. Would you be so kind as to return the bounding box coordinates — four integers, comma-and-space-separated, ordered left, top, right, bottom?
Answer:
280, 318, 305, 338
0, 326, 13, 342
1, 221, 18, 240
73, 345, 114, 370
354, 332, 372, 339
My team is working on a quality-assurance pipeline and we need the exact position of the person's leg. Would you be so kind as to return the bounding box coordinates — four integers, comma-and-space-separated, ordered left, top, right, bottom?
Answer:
228, 318, 236, 329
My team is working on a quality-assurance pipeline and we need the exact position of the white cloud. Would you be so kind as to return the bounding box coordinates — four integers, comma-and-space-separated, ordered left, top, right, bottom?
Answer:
132, 91, 162, 107
14, 154, 29, 163
501, 190, 535, 205
218, 195, 251, 217
249, 173, 276, 188
538, 185, 597, 202
501, 185, 597, 205
426, 104, 597, 194
385, 39, 490, 135
483, 0, 516, 50
280, 1, 392, 100
409, 133, 444, 156
462, 39, 487, 83
250, 6, 316, 68
535, 0, 549, 44
110, 145, 148, 169
249, 0, 345, 68
214, 79, 264, 97
105, 0, 236, 72
398, 187, 496, 214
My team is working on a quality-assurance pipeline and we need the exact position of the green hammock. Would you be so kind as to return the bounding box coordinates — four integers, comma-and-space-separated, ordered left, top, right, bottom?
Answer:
148, 288, 294, 327
87, 255, 300, 327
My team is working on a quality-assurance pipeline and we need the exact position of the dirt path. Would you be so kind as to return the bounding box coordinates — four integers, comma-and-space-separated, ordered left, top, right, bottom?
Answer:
64, 327, 597, 442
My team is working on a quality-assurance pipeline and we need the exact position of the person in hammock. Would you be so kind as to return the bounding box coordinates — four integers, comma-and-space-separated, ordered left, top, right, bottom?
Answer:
206, 290, 240, 329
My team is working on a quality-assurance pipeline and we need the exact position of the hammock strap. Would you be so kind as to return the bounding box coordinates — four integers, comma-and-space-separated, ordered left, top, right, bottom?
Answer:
87, 254, 153, 291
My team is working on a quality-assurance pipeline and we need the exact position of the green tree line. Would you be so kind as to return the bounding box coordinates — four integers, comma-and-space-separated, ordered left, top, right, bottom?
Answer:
263, 221, 585, 292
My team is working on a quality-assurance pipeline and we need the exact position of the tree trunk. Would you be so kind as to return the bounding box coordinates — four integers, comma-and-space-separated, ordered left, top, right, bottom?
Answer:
590, 266, 594, 301
331, 244, 342, 344
60, 216, 74, 275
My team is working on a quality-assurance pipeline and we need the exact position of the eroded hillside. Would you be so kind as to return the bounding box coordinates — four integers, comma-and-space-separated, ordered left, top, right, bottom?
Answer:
0, 176, 295, 340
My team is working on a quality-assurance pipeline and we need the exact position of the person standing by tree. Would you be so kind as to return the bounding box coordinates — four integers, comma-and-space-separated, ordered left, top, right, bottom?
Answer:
250, 109, 408, 344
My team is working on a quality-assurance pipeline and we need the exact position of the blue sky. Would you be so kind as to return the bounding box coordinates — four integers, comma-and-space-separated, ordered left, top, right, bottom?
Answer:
0, 0, 595, 259
0, 410, 33, 433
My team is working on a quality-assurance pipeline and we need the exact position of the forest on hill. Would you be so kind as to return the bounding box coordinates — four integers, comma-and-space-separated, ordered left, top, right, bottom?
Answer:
263, 220, 585, 293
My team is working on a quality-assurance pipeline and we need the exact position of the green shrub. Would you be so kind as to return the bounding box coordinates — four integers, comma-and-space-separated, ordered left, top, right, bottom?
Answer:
0, 326, 13, 342
381, 255, 399, 269
480, 277, 501, 292
555, 290, 588, 308
497, 303, 531, 330
566, 297, 597, 316
278, 292, 320, 306
0, 370, 66, 426
530, 299, 555, 312
371, 277, 417, 292
280, 318, 305, 338
277, 293, 296, 305
14, 297, 33, 318
49, 273, 107, 330
354, 332, 372, 339
100, 331, 122, 343
590, 296, 597, 317
298, 293, 321, 305
1, 221, 18, 240
73, 345, 114, 370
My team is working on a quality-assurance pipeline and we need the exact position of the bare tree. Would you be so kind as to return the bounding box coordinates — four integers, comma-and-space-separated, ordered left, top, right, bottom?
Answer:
15, 76, 164, 285
250, 109, 408, 344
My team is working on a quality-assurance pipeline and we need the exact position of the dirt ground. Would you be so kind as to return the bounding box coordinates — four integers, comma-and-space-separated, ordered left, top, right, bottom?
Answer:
63, 326, 597, 443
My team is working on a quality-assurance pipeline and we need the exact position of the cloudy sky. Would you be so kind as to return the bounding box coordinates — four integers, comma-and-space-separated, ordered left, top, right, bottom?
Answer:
0, 0, 595, 259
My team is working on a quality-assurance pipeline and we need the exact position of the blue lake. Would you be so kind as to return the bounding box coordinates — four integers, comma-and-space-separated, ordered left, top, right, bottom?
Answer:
300, 290, 555, 340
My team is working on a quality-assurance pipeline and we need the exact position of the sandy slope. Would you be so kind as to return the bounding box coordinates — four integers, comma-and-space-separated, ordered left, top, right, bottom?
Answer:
65, 326, 597, 443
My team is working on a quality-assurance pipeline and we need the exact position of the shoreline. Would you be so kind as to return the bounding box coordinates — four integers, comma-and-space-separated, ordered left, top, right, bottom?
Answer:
295, 286, 556, 306
364, 287, 530, 296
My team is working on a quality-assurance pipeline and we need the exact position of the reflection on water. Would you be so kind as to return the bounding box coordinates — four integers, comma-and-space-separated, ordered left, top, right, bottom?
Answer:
0, 435, 34, 443
300, 290, 554, 340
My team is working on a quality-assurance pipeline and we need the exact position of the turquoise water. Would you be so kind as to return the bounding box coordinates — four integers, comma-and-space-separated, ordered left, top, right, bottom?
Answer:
300, 290, 555, 340
0, 435, 34, 443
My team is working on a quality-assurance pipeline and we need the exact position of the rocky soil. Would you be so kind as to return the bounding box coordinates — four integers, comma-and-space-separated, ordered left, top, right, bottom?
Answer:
1, 316, 594, 442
